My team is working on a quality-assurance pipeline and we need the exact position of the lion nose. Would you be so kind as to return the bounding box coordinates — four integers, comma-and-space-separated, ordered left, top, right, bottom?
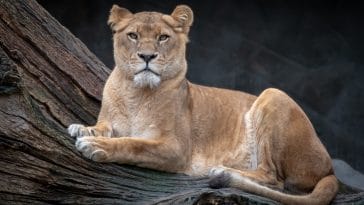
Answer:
137, 52, 158, 63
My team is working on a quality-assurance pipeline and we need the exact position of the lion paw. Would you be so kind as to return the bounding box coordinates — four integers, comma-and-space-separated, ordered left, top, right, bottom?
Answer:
208, 166, 231, 188
67, 124, 95, 138
209, 166, 227, 177
75, 137, 109, 162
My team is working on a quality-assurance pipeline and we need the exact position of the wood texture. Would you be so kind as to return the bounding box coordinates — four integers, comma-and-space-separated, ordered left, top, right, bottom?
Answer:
0, 0, 362, 204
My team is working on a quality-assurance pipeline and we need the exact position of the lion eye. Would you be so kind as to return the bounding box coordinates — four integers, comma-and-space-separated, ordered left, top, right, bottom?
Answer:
158, 34, 170, 42
127, 32, 138, 40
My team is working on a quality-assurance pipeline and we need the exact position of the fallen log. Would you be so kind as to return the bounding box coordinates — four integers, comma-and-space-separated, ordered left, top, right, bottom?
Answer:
0, 0, 362, 204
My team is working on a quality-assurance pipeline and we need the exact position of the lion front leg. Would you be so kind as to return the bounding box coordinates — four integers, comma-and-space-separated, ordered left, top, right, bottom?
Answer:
68, 121, 113, 138
75, 136, 186, 172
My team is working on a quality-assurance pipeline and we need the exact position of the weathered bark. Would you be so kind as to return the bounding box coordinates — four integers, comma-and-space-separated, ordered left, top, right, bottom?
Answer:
0, 0, 362, 204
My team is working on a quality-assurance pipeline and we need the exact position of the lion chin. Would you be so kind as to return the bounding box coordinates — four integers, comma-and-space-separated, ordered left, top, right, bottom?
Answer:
133, 70, 161, 89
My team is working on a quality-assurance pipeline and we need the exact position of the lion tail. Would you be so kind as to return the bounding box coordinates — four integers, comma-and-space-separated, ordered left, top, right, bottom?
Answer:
210, 174, 338, 205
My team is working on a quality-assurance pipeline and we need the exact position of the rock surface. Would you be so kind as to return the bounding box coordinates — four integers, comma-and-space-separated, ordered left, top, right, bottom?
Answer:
333, 159, 364, 191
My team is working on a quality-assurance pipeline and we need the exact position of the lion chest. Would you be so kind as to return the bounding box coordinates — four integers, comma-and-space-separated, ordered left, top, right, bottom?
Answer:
110, 109, 161, 139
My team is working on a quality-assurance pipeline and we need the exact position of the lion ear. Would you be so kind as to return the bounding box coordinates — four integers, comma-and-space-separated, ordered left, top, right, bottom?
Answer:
163, 5, 193, 34
108, 5, 133, 32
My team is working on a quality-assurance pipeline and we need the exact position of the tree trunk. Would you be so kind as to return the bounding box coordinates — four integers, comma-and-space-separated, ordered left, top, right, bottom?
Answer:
0, 0, 362, 204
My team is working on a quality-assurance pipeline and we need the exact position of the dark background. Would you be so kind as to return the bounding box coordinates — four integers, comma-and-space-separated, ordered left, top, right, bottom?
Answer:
38, 0, 364, 172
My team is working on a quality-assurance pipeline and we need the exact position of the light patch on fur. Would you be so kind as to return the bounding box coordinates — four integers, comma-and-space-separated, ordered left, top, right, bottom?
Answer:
187, 154, 209, 175
68, 124, 86, 137
209, 166, 227, 176
179, 14, 188, 21
133, 71, 161, 89
174, 27, 183, 32
244, 107, 262, 170
132, 128, 159, 139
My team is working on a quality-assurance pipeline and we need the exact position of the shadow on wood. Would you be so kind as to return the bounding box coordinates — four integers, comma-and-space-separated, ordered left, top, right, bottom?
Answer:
0, 0, 363, 204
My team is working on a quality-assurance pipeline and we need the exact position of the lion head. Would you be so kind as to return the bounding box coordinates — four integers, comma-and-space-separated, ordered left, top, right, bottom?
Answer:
108, 5, 193, 89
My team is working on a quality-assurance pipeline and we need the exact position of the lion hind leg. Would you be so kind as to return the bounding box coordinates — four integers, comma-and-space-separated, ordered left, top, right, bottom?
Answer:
209, 88, 337, 204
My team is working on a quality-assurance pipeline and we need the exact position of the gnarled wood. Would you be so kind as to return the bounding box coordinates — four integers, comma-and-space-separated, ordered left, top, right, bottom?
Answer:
0, 0, 362, 204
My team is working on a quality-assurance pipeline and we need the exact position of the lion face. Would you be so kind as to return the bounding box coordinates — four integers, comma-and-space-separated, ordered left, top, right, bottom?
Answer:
108, 5, 193, 89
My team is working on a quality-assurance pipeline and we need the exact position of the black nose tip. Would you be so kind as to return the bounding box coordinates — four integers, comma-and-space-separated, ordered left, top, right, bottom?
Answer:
137, 53, 158, 63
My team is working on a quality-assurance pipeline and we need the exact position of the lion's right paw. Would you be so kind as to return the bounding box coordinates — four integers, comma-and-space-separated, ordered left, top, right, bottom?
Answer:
208, 166, 231, 189
68, 124, 94, 138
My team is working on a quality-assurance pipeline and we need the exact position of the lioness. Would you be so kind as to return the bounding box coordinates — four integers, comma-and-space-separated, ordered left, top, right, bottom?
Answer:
68, 5, 338, 205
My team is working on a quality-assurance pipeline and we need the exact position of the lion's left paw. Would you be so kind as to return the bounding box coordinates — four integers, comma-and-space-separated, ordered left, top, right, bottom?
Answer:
75, 137, 109, 162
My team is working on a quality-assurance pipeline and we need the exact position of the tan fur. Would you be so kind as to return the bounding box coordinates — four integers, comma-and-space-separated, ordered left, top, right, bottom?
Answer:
68, 5, 338, 205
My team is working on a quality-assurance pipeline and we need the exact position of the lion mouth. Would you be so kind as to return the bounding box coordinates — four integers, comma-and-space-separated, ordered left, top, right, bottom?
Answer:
133, 65, 161, 89
135, 67, 160, 76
